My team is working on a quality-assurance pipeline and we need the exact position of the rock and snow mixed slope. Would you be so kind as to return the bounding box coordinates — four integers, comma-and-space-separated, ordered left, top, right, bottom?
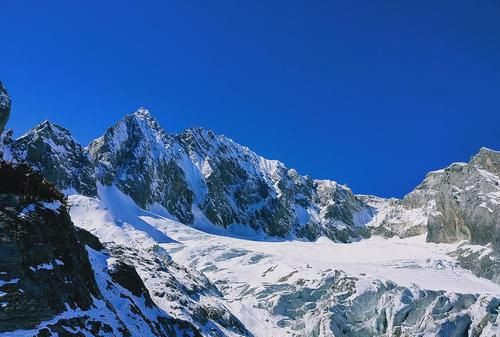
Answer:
68, 188, 253, 337
363, 147, 500, 283
67, 187, 500, 337
3, 109, 499, 250
0, 162, 207, 337
365, 147, 500, 245
0, 100, 500, 336
2, 109, 374, 243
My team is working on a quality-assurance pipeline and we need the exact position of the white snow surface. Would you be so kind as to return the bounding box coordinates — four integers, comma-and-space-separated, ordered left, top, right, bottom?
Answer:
161, 222, 500, 295
66, 191, 500, 337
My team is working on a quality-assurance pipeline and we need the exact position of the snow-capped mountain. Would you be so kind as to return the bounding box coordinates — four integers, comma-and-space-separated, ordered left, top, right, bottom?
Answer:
4, 108, 374, 243
1, 97, 500, 336
4, 121, 97, 196
5, 109, 499, 253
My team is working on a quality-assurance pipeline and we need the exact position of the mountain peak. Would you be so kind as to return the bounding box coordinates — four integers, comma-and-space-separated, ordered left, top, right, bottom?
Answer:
471, 146, 500, 162
125, 107, 165, 134
471, 146, 500, 174
39, 119, 55, 127
478, 146, 500, 156
88, 108, 170, 167
133, 107, 152, 118
22, 120, 73, 141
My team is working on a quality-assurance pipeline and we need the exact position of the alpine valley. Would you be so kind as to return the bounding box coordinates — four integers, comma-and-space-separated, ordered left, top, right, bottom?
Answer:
0, 83, 499, 336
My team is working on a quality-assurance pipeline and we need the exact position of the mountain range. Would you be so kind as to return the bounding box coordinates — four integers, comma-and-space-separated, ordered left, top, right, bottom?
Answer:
0, 84, 499, 336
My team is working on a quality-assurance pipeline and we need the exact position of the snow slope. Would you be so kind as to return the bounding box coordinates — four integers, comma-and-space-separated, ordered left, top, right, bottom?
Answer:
69, 190, 253, 337
68, 191, 500, 336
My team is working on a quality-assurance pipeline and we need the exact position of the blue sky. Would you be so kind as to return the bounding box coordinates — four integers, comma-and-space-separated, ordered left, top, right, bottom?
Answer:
1, 1, 499, 198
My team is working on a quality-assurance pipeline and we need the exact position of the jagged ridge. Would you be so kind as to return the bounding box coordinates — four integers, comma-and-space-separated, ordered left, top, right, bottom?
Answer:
3, 109, 373, 242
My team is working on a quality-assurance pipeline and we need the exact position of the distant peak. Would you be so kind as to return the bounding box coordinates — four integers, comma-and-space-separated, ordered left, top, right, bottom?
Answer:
479, 147, 500, 155
94, 107, 168, 146
471, 146, 500, 172
134, 107, 152, 118
38, 119, 61, 129
129, 107, 164, 131
474, 147, 500, 160
39, 119, 52, 126
23, 120, 73, 139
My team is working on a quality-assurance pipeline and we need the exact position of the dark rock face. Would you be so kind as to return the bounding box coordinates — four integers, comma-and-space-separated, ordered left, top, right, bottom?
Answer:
0, 162, 100, 332
404, 148, 500, 251
8, 121, 97, 196
363, 147, 500, 283
88, 109, 195, 223
0, 81, 10, 134
0, 162, 65, 202
109, 260, 155, 308
75, 227, 105, 251
173, 127, 372, 242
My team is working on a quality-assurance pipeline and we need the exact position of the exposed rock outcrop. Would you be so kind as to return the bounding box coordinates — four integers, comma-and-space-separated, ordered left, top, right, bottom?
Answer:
0, 82, 10, 134
0, 162, 98, 332
362, 147, 500, 283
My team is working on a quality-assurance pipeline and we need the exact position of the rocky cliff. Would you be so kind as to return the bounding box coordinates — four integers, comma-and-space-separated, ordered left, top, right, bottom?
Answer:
363, 147, 500, 282
0, 82, 10, 134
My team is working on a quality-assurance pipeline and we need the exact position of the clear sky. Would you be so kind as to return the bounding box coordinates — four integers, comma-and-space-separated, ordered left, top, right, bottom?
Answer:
1, 1, 499, 198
